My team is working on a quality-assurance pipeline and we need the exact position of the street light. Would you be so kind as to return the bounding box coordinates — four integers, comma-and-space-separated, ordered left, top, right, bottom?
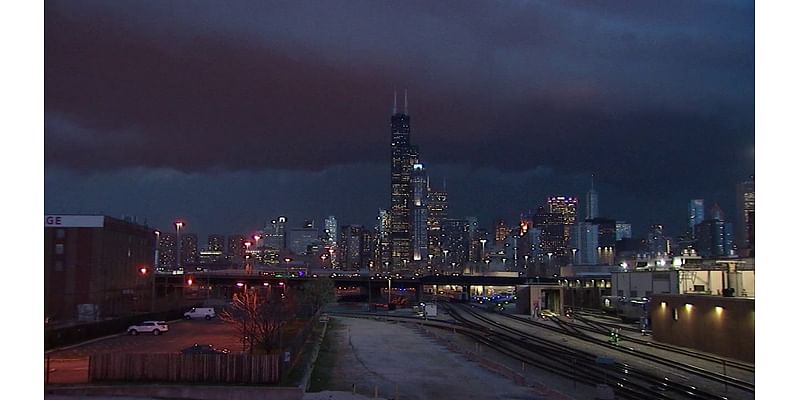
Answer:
479, 239, 487, 260
571, 248, 577, 264
175, 221, 184, 271
443, 250, 449, 270
244, 241, 252, 272
154, 230, 161, 272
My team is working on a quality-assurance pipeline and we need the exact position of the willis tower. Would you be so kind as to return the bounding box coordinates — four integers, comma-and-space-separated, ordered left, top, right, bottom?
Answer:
389, 90, 413, 269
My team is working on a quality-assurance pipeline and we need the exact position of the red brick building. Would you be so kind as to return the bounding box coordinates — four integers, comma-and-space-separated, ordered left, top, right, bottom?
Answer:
44, 215, 156, 322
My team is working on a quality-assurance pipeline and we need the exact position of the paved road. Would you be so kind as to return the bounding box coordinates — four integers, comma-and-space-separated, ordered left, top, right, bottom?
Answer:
46, 318, 242, 384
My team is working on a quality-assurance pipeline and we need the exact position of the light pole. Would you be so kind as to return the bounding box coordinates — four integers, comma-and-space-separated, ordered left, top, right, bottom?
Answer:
572, 248, 577, 265
387, 277, 392, 308
253, 235, 261, 268
152, 230, 160, 311
175, 221, 184, 271
480, 239, 487, 261
244, 241, 252, 272
428, 254, 434, 272
484, 259, 490, 274
443, 250, 449, 271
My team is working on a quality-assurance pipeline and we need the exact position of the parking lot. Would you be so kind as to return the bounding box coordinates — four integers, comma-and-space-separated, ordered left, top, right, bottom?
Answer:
46, 318, 242, 384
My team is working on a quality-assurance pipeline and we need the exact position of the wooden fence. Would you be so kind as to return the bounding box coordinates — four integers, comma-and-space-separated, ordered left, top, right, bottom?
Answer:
89, 353, 280, 384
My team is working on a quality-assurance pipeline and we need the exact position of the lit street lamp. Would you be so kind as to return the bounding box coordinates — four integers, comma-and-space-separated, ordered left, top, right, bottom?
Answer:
244, 241, 252, 272
480, 239, 487, 260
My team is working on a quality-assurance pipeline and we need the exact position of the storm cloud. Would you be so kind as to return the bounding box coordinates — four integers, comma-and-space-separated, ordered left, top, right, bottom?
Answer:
45, 0, 754, 237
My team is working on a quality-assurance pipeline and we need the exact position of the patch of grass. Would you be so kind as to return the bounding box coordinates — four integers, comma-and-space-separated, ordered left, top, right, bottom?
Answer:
307, 319, 342, 392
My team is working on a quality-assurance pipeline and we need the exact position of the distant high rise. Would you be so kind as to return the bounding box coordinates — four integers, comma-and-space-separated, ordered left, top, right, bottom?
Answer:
736, 177, 755, 256
695, 219, 733, 257
227, 234, 246, 260
646, 224, 669, 256
547, 196, 579, 245
207, 234, 225, 252
287, 226, 319, 255
532, 206, 566, 261
569, 222, 599, 265
158, 233, 177, 270
709, 203, 725, 222
586, 218, 617, 248
615, 222, 632, 241
389, 90, 413, 269
586, 175, 599, 220
495, 220, 510, 244
376, 209, 391, 270
688, 199, 705, 236
324, 216, 338, 246
442, 218, 471, 269
340, 225, 370, 271
411, 163, 429, 261
427, 187, 448, 263
181, 233, 199, 266
264, 216, 287, 249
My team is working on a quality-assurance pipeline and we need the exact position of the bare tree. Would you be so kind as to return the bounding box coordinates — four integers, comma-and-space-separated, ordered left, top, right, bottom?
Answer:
219, 288, 297, 354
297, 279, 335, 315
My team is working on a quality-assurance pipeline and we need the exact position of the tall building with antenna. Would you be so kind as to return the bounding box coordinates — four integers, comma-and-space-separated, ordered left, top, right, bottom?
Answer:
586, 174, 598, 220
389, 90, 413, 269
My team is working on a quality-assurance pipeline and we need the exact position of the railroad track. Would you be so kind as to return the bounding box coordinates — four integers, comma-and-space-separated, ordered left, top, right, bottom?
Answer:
570, 314, 755, 374
487, 308, 754, 396
448, 303, 752, 400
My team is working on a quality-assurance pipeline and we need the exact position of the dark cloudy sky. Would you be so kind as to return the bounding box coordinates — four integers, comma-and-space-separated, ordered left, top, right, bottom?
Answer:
44, 0, 754, 241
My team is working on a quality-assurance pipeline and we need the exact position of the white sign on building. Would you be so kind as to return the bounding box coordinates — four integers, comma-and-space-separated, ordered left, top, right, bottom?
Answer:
45, 215, 105, 228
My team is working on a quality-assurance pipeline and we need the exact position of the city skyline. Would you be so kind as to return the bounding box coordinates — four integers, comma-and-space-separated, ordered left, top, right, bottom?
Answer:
44, 0, 753, 242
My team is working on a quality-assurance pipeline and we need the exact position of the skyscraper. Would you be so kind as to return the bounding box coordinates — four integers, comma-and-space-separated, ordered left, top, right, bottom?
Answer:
389, 90, 413, 269
324, 216, 338, 246
615, 222, 632, 241
158, 232, 177, 270
207, 234, 225, 252
340, 225, 370, 271
227, 234, 246, 261
442, 218, 471, 269
736, 177, 755, 256
411, 163, 429, 261
547, 196, 579, 246
709, 203, 725, 222
532, 206, 566, 261
181, 233, 199, 266
495, 220, 510, 243
376, 209, 391, 270
569, 222, 599, 265
586, 175, 599, 220
427, 186, 448, 264
688, 199, 705, 236
264, 216, 287, 249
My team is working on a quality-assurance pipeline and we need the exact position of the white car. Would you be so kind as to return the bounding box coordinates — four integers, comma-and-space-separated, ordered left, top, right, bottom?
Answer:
184, 307, 216, 320
127, 320, 169, 336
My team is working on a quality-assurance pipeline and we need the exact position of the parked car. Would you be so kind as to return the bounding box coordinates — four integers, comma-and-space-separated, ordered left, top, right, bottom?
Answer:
184, 307, 216, 320
127, 320, 169, 336
181, 344, 230, 355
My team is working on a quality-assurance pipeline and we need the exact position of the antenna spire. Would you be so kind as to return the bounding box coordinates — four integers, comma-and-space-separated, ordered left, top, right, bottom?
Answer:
591, 173, 595, 191
404, 89, 408, 115
393, 89, 397, 115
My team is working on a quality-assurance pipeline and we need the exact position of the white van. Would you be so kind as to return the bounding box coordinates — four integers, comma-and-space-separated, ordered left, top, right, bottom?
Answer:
184, 307, 216, 320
